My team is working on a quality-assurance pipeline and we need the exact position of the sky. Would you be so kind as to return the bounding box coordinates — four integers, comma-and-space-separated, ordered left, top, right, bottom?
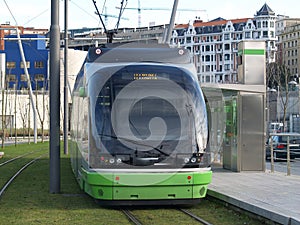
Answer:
0, 0, 300, 30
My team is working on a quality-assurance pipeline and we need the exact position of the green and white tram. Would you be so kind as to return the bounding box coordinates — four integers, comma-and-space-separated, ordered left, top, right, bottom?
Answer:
70, 44, 212, 205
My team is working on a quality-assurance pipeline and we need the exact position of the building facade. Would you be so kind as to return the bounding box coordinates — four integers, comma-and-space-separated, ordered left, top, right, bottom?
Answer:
170, 3, 277, 83
0, 34, 49, 91
277, 21, 300, 77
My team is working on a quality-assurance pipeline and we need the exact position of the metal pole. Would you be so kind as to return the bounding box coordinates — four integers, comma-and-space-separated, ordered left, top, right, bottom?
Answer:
287, 136, 291, 176
49, 0, 60, 193
164, 0, 179, 44
277, 86, 280, 123
63, 0, 68, 155
270, 136, 274, 172
15, 28, 37, 143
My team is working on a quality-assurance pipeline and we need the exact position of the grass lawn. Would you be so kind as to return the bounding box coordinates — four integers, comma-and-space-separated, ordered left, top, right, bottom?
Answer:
0, 142, 266, 225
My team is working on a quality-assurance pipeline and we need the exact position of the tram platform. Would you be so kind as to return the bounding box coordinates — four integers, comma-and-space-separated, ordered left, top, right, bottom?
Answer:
207, 167, 300, 225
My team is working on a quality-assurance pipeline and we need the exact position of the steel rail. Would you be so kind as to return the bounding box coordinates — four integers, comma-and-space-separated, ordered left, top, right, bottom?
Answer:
179, 208, 213, 225
121, 209, 143, 225
0, 148, 46, 167
0, 154, 46, 199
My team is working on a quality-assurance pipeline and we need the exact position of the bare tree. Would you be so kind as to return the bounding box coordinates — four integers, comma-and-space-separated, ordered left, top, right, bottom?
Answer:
267, 62, 293, 131
34, 78, 48, 142
18, 94, 29, 139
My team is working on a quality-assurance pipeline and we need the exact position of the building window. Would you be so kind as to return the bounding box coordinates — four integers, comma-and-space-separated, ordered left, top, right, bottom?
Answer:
263, 21, 268, 28
224, 33, 230, 40
20, 61, 30, 68
35, 61, 44, 68
224, 44, 230, 50
6, 74, 16, 82
224, 54, 230, 60
257, 22, 261, 28
245, 32, 251, 38
6, 62, 16, 69
263, 31, 268, 38
270, 21, 274, 28
35, 74, 45, 81
224, 64, 230, 71
205, 45, 210, 51
20, 74, 28, 81
205, 65, 210, 72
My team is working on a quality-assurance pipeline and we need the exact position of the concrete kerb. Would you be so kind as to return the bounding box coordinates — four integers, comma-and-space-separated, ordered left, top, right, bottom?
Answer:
207, 189, 299, 225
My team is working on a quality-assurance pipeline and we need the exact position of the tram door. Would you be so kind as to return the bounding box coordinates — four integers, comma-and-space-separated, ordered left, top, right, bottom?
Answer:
223, 96, 237, 170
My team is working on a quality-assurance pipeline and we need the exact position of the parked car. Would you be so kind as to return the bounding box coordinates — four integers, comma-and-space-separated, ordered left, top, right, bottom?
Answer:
269, 122, 283, 134
266, 132, 300, 160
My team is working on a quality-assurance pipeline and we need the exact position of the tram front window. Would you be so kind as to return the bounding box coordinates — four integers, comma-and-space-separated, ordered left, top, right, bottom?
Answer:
89, 65, 207, 167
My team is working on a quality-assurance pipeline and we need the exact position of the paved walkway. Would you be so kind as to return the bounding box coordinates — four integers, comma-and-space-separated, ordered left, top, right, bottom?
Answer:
207, 168, 300, 225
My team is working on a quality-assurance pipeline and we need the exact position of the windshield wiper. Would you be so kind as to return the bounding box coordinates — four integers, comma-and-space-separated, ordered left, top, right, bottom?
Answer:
99, 134, 170, 156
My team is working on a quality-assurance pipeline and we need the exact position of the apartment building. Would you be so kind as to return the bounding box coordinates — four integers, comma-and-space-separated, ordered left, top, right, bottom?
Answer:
277, 21, 300, 77
171, 3, 277, 83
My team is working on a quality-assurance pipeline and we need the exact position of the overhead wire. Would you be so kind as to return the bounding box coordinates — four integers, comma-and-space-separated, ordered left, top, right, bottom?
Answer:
114, 0, 128, 30
3, 0, 18, 25
92, 0, 107, 34
101, 0, 107, 14
71, 0, 99, 22
3, 0, 49, 27
24, 8, 50, 26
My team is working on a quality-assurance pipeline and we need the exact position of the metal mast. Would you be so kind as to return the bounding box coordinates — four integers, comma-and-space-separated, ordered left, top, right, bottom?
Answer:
164, 0, 179, 44
63, 0, 68, 155
49, 0, 61, 194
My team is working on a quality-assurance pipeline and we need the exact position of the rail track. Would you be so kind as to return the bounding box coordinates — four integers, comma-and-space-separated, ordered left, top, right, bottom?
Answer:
121, 209, 143, 225
0, 148, 47, 199
178, 208, 213, 225
121, 207, 213, 225
0, 148, 46, 167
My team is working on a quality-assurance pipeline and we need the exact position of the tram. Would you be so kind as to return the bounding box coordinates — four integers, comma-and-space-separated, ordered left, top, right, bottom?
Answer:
70, 44, 212, 205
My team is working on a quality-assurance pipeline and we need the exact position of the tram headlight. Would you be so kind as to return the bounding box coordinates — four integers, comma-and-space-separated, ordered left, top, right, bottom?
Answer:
184, 158, 190, 163
116, 158, 122, 164
190, 157, 197, 163
109, 158, 115, 164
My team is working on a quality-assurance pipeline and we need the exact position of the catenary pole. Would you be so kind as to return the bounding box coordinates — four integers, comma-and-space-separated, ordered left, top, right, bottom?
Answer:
164, 0, 179, 44
15, 28, 38, 144
49, 0, 60, 193
64, 0, 69, 154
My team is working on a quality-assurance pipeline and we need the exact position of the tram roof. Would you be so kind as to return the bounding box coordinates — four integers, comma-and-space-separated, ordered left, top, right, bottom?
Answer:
86, 44, 192, 65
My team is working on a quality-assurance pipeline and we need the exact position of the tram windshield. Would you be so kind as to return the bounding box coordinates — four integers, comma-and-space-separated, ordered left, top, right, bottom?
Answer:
88, 64, 207, 166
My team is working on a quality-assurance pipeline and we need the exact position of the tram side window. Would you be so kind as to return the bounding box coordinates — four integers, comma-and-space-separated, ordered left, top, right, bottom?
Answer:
95, 85, 112, 136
